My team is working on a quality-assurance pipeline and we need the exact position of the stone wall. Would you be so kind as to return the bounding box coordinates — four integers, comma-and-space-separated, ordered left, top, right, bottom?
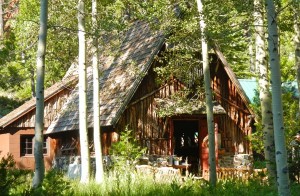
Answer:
218, 153, 253, 169
233, 154, 253, 169
218, 152, 234, 168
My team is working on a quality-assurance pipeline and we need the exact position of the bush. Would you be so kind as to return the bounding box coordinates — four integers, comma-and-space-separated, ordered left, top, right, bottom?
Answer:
5, 168, 73, 195
109, 127, 146, 172
0, 152, 30, 195
29, 170, 73, 196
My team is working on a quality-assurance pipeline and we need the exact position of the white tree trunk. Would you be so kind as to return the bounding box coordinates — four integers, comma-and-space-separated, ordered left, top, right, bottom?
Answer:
32, 0, 48, 189
197, 0, 216, 186
78, 0, 90, 183
265, 1, 290, 195
92, 0, 104, 184
254, 0, 276, 181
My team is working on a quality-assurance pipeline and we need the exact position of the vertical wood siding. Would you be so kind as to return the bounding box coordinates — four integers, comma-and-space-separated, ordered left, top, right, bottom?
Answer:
116, 57, 253, 155
211, 59, 252, 154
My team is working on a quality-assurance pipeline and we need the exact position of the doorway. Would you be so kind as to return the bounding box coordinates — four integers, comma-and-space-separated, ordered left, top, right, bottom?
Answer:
173, 120, 199, 174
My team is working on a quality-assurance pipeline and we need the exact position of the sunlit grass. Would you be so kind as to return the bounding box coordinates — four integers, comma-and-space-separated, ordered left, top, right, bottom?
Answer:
5, 168, 300, 195
68, 170, 281, 196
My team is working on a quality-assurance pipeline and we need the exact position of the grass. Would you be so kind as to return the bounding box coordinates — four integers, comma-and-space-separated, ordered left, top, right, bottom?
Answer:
4, 168, 300, 196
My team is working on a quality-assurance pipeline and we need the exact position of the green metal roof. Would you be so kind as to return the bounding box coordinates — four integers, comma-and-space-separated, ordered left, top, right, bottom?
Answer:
238, 79, 258, 103
238, 79, 299, 103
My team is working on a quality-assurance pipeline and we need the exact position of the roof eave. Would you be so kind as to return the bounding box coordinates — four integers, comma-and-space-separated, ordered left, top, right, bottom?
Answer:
0, 76, 78, 130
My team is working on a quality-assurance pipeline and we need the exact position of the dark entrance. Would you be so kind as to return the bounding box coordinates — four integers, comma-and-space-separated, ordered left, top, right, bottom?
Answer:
173, 120, 199, 174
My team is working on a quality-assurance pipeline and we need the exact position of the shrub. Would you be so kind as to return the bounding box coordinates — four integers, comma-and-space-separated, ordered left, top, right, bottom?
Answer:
109, 127, 146, 172
0, 152, 30, 195
30, 169, 73, 196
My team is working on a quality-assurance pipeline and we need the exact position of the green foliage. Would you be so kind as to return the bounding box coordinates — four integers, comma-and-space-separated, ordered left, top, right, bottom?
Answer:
0, 0, 78, 100
250, 89, 299, 153
8, 169, 73, 196
66, 174, 298, 195
0, 152, 31, 196
253, 160, 267, 169
3, 163, 300, 196
0, 0, 130, 100
249, 89, 264, 154
0, 153, 16, 194
203, 0, 253, 78
117, 0, 252, 87
0, 96, 23, 117
109, 127, 146, 171
30, 170, 73, 196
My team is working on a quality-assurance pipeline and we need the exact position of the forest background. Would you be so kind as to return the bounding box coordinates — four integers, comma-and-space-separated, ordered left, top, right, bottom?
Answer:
0, 0, 300, 189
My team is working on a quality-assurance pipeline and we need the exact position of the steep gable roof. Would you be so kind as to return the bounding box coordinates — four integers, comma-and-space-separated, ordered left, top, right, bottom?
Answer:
46, 21, 165, 133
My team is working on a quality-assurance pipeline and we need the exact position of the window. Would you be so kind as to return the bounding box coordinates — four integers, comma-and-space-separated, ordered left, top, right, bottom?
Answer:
20, 135, 49, 156
20, 135, 33, 156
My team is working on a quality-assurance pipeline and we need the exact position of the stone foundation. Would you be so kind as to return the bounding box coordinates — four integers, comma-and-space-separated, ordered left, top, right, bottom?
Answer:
218, 152, 234, 168
218, 153, 253, 169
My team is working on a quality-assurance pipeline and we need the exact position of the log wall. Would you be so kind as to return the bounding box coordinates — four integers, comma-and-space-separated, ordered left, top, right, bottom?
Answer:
116, 64, 183, 155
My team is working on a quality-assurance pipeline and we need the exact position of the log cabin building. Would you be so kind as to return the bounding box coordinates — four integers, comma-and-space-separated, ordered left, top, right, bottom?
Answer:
0, 21, 254, 175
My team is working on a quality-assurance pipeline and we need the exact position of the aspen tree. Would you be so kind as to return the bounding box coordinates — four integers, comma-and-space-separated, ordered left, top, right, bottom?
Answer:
92, 0, 104, 184
254, 0, 276, 182
265, 0, 290, 195
32, 0, 48, 189
196, 0, 217, 186
78, 0, 90, 183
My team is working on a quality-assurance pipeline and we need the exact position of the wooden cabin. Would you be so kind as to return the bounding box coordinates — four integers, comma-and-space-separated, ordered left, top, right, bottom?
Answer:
0, 21, 254, 175
0, 76, 77, 169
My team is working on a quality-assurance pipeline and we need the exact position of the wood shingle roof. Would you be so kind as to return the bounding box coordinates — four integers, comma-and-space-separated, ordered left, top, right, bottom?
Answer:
46, 21, 165, 133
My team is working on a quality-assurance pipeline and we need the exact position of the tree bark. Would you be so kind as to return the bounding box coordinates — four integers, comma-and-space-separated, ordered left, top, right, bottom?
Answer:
197, 0, 217, 186
265, 0, 290, 195
92, 0, 104, 184
78, 0, 90, 183
30, 66, 36, 98
254, 0, 276, 182
32, 0, 48, 189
